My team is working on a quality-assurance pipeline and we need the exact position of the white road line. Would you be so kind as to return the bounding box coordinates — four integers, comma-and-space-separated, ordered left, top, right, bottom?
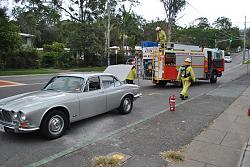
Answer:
0, 82, 47, 88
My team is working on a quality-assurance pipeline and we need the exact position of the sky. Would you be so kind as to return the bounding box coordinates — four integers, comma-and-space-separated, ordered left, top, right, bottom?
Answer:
134, 0, 250, 29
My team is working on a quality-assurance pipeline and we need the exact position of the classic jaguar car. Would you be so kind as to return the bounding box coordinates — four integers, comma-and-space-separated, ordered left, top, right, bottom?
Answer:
0, 72, 141, 139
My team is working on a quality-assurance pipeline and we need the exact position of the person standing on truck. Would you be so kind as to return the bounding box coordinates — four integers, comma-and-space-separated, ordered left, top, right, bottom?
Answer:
177, 58, 196, 100
155, 26, 167, 48
126, 65, 137, 84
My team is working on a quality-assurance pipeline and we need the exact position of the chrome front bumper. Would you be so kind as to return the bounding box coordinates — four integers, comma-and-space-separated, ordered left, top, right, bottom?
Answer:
0, 121, 39, 133
133, 93, 142, 101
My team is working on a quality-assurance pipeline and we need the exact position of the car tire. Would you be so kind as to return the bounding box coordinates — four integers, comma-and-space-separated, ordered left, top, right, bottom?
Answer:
40, 110, 68, 139
210, 72, 217, 84
119, 96, 133, 114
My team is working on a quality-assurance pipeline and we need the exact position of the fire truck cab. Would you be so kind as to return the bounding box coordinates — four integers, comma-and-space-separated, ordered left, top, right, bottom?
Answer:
142, 41, 224, 85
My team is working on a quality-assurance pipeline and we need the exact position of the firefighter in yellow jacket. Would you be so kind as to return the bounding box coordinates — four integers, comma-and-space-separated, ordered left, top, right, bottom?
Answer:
177, 58, 196, 100
126, 66, 136, 84
155, 26, 167, 48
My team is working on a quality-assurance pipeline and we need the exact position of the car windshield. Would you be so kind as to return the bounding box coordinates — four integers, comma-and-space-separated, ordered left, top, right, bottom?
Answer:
44, 76, 85, 92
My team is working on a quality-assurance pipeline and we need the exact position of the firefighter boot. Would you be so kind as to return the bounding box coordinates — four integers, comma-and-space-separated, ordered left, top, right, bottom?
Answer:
180, 94, 185, 100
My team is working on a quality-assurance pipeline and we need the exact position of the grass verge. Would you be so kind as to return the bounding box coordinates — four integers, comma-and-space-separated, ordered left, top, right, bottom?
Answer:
0, 68, 60, 76
0, 67, 106, 76
244, 60, 250, 64
92, 156, 120, 167
160, 149, 186, 163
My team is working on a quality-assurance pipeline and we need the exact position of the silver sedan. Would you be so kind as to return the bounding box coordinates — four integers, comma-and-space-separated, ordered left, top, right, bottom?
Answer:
0, 73, 141, 139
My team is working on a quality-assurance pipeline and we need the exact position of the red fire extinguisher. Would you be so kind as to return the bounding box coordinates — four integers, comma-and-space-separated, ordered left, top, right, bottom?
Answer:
169, 95, 176, 112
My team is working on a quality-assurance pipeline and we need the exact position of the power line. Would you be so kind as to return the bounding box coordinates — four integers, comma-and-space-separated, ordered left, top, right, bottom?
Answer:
185, 0, 244, 41
186, 1, 202, 15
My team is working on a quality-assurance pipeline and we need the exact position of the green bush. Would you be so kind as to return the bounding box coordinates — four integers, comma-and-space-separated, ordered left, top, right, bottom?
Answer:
40, 51, 60, 67
57, 52, 76, 68
4, 49, 39, 69
43, 42, 65, 52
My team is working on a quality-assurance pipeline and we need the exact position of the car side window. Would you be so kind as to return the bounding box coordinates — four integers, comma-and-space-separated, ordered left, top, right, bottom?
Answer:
86, 76, 101, 91
67, 77, 84, 92
114, 77, 121, 87
101, 76, 115, 89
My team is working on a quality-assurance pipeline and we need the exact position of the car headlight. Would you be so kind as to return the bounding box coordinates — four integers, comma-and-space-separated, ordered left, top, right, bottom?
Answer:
19, 111, 26, 121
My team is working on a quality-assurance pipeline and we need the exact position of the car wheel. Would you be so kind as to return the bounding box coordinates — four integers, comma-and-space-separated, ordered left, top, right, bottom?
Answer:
210, 72, 217, 84
40, 110, 68, 139
119, 96, 133, 114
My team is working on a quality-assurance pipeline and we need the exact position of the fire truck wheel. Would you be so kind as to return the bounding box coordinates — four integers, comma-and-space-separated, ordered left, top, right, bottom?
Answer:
175, 81, 182, 87
156, 81, 167, 87
210, 72, 217, 83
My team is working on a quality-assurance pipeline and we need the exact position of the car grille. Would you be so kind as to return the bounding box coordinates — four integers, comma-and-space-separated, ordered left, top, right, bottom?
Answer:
0, 109, 12, 123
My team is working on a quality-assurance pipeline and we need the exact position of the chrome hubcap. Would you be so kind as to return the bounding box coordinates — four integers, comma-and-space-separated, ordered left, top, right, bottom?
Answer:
48, 115, 64, 135
123, 98, 131, 112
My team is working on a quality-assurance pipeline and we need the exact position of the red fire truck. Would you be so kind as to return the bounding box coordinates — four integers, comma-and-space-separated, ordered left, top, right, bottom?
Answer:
142, 42, 225, 85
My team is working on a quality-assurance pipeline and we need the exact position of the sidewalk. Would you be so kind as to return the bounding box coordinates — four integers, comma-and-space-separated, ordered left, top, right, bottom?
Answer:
41, 75, 250, 167
169, 86, 250, 167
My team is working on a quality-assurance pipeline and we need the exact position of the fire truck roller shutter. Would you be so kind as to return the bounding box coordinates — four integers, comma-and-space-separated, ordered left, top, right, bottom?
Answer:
176, 55, 188, 66
191, 56, 205, 79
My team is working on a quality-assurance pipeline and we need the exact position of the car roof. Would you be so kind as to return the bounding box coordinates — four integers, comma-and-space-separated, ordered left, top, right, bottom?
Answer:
56, 73, 115, 78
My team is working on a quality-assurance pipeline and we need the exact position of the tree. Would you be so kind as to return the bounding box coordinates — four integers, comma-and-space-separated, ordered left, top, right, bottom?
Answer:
0, 8, 22, 68
213, 17, 232, 29
143, 20, 167, 41
160, 0, 186, 42
193, 17, 210, 29
12, 2, 61, 47
0, 8, 21, 53
53, 0, 107, 22
213, 17, 241, 50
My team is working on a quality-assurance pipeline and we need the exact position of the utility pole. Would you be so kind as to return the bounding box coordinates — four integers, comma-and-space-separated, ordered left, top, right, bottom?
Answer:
243, 16, 246, 63
247, 49, 249, 75
107, 0, 111, 66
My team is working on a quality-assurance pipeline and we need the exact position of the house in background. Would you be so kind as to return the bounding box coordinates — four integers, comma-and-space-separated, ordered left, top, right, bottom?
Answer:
19, 33, 35, 47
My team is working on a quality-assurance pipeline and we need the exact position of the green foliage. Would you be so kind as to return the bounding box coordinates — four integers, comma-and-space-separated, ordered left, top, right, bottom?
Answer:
173, 27, 217, 48
53, 0, 108, 22
160, 0, 186, 17
0, 8, 21, 53
2, 48, 39, 69
43, 42, 65, 52
39, 51, 59, 67
193, 17, 211, 29
39, 42, 75, 68
13, 4, 61, 47
143, 20, 167, 41
213, 17, 232, 29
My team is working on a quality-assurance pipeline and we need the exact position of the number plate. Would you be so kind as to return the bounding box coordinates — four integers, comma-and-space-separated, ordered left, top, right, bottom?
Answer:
0, 124, 5, 132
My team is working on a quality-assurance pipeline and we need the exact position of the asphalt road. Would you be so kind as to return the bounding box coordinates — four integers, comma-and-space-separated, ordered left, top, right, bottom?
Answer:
0, 53, 247, 167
